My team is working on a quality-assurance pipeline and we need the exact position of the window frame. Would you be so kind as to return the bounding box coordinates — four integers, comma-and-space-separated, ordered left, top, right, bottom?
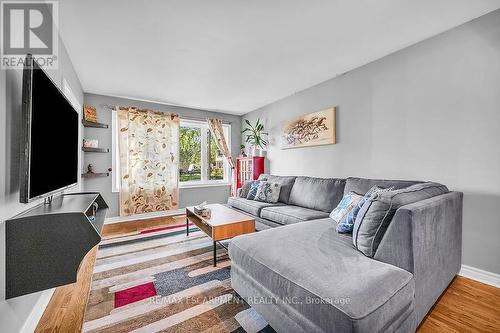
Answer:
112, 114, 231, 192
179, 119, 231, 188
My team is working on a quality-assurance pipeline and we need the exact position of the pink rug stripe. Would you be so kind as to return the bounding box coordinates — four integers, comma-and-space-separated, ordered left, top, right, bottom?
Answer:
115, 282, 157, 308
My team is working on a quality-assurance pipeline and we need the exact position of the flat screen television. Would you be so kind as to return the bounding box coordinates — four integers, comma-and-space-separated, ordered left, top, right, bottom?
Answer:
20, 54, 79, 203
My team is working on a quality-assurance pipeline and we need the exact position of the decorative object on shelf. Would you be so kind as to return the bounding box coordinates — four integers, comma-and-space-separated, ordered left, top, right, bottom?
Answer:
83, 138, 99, 148
193, 201, 212, 218
86, 164, 95, 174
82, 165, 111, 179
242, 118, 268, 156
281, 107, 336, 149
83, 105, 98, 122
240, 144, 247, 157
236, 156, 265, 190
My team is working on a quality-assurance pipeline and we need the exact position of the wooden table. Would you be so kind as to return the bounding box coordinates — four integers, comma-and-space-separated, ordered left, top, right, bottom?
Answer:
186, 204, 255, 266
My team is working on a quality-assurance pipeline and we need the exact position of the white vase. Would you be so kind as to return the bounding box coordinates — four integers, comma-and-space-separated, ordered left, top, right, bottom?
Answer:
251, 147, 266, 157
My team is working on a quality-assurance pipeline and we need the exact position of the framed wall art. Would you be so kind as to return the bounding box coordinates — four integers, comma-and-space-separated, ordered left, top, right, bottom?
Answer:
281, 107, 336, 149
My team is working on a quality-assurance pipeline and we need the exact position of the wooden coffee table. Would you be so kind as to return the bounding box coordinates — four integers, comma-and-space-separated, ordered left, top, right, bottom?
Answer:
186, 204, 255, 266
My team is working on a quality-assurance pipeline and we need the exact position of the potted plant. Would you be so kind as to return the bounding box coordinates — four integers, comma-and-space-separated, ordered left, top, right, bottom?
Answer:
242, 118, 268, 156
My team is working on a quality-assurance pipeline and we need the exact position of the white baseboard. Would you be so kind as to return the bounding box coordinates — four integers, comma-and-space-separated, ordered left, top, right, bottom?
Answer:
459, 264, 500, 288
104, 209, 185, 225
21, 288, 55, 333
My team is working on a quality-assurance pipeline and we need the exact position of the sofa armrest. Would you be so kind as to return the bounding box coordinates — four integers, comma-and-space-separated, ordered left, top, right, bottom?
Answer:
374, 191, 463, 325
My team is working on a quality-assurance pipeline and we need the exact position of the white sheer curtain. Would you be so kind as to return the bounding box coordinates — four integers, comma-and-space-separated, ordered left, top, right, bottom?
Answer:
117, 107, 180, 216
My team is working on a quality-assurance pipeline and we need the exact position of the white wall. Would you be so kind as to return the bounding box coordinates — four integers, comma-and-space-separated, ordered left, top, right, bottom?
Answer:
0, 40, 84, 332
243, 10, 500, 274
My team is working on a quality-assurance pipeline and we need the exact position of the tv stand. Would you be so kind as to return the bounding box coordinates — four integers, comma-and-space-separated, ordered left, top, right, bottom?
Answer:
5, 192, 108, 299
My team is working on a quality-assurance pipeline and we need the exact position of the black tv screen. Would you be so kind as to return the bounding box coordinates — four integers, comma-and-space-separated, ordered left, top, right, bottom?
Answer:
20, 55, 79, 203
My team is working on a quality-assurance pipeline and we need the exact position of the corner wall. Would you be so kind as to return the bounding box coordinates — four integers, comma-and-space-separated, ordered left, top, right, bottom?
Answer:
242, 10, 500, 274
0, 41, 84, 332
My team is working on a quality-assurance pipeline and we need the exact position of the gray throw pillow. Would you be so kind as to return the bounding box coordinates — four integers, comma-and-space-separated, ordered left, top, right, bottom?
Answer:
353, 182, 449, 257
255, 181, 281, 203
258, 174, 269, 181
239, 180, 255, 198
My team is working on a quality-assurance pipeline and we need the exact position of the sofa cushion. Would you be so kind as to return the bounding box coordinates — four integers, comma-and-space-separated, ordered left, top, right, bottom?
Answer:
260, 205, 329, 225
239, 180, 255, 198
337, 186, 394, 233
262, 175, 296, 204
227, 197, 283, 216
353, 182, 449, 257
257, 174, 269, 181
255, 181, 281, 203
344, 177, 421, 196
329, 191, 363, 223
246, 181, 261, 200
288, 176, 346, 212
229, 219, 415, 333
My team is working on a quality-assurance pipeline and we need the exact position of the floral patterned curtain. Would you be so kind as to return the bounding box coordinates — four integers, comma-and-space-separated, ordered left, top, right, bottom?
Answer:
207, 118, 235, 195
117, 107, 179, 216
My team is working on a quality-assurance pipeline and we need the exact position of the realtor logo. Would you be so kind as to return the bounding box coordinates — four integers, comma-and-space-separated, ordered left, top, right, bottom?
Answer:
1, 0, 58, 69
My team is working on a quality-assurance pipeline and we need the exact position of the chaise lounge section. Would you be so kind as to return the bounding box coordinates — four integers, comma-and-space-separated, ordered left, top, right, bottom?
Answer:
228, 176, 463, 332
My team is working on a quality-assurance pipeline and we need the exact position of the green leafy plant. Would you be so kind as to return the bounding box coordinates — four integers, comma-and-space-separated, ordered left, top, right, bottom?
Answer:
242, 119, 268, 149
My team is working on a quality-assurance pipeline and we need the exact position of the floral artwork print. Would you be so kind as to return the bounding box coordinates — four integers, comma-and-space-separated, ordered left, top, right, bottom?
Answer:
117, 107, 179, 216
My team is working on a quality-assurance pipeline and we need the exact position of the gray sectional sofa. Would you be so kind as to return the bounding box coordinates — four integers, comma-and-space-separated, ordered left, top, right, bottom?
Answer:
227, 175, 463, 333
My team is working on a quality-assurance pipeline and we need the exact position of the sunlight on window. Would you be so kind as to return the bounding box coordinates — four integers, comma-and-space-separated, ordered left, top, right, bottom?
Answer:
179, 126, 202, 182
179, 119, 231, 185
113, 117, 231, 191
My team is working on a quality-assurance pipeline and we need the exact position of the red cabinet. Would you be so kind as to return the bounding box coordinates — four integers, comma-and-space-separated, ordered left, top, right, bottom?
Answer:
236, 156, 265, 189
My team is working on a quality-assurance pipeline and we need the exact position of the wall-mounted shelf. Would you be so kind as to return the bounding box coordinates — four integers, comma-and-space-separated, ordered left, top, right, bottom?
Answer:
5, 192, 108, 299
82, 172, 109, 179
82, 120, 109, 128
82, 147, 109, 153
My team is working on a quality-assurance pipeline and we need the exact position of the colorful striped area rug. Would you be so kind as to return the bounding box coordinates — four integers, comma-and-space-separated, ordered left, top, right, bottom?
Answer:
83, 221, 275, 333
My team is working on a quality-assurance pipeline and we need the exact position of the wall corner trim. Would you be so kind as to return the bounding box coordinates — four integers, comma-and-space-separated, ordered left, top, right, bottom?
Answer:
459, 264, 500, 288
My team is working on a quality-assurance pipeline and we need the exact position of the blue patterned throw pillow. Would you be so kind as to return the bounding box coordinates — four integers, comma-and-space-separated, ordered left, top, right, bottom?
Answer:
330, 192, 363, 224
336, 185, 393, 233
246, 181, 261, 200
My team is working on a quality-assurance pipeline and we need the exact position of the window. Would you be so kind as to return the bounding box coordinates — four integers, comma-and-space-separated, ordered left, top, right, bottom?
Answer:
179, 125, 202, 182
179, 119, 231, 186
113, 115, 231, 192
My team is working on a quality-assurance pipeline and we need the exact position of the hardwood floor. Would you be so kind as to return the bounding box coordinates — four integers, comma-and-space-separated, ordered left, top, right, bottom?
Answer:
34, 216, 186, 332
35, 246, 97, 333
101, 215, 184, 238
35, 217, 500, 333
418, 276, 500, 333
